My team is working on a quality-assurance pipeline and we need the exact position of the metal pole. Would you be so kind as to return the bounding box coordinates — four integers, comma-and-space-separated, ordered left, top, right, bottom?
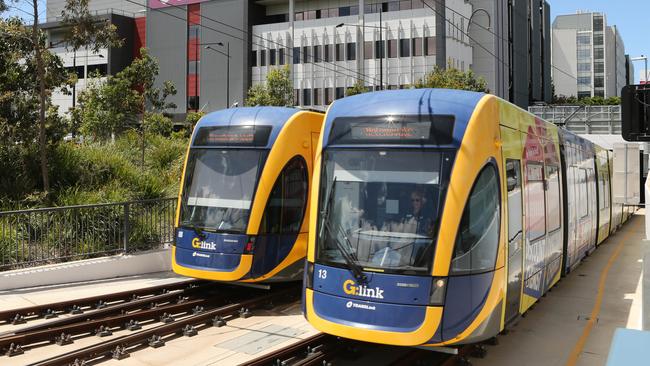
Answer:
227, 42, 230, 108
379, 8, 383, 90
72, 50, 76, 109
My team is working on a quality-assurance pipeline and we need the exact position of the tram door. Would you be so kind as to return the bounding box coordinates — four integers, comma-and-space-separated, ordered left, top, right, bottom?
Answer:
501, 127, 524, 322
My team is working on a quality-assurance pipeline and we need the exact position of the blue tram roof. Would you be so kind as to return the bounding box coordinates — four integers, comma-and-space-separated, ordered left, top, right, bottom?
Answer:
192, 106, 301, 148
322, 89, 485, 148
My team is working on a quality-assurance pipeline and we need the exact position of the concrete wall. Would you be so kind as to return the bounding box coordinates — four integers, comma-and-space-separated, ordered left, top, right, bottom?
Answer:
146, 5, 188, 115
0, 249, 172, 291
552, 28, 577, 98
200, 0, 251, 111
108, 14, 135, 75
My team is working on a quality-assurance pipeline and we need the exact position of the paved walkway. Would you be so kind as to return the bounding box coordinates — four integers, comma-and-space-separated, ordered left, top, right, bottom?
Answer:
474, 212, 645, 366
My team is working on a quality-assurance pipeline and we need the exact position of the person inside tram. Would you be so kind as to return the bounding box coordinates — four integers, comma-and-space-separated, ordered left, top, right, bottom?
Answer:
402, 188, 434, 236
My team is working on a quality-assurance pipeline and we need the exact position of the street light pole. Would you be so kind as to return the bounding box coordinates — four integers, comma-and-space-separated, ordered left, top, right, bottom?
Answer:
337, 20, 386, 90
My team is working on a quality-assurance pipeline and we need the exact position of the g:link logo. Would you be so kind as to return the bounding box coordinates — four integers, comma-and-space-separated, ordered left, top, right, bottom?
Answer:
342, 279, 385, 299
191, 237, 217, 250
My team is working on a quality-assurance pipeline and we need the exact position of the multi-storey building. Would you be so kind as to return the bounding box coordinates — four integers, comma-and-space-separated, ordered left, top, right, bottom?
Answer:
552, 12, 629, 99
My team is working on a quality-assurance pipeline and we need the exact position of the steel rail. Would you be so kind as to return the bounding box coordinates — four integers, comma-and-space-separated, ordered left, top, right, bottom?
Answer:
27, 286, 300, 366
0, 279, 201, 324
240, 333, 343, 366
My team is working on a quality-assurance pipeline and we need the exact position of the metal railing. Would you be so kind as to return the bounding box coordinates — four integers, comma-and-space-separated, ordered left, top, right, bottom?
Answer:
529, 105, 622, 135
0, 198, 177, 271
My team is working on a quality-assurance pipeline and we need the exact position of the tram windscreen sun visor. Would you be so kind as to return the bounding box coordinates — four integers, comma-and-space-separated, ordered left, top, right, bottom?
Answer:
327, 115, 455, 145
194, 126, 272, 147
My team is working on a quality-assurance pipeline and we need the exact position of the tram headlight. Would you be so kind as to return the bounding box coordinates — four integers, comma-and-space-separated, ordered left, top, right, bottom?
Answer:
429, 277, 447, 305
305, 262, 314, 289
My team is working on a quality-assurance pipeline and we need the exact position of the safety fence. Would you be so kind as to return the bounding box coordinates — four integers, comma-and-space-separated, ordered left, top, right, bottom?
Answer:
0, 198, 177, 271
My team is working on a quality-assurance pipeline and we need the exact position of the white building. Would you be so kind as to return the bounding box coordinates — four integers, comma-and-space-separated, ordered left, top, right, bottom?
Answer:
251, 0, 473, 107
552, 12, 628, 99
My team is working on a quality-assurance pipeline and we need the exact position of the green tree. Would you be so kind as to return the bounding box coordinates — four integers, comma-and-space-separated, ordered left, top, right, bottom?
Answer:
345, 80, 370, 97
245, 66, 293, 106
413, 66, 489, 93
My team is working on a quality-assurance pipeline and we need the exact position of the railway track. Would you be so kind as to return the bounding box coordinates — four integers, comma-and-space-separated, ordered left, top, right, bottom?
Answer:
0, 279, 203, 327
0, 281, 301, 365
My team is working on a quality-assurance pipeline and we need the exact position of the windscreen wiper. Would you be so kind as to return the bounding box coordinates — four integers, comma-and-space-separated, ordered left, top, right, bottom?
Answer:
184, 223, 207, 240
320, 177, 367, 284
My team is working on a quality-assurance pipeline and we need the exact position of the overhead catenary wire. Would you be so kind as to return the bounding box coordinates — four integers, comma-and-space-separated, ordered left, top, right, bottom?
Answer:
124, 0, 381, 86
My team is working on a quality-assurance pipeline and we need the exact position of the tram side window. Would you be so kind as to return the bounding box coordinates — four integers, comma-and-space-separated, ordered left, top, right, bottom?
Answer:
578, 168, 588, 218
525, 163, 545, 241
506, 159, 522, 241
604, 175, 610, 208
546, 165, 561, 232
259, 156, 309, 234
451, 164, 501, 274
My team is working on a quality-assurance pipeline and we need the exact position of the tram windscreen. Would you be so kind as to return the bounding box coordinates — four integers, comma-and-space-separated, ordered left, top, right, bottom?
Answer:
179, 149, 267, 233
316, 149, 446, 274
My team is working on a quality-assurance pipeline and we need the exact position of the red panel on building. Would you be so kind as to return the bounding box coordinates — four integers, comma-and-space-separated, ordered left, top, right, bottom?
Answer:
133, 16, 146, 59
188, 4, 201, 25
187, 75, 200, 97
188, 38, 200, 61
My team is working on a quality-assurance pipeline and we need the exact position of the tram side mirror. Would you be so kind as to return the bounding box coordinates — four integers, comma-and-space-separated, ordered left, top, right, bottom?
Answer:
622, 84, 650, 141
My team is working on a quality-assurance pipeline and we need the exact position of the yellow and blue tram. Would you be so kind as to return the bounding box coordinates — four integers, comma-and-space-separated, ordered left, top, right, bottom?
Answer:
173, 107, 323, 282
303, 89, 631, 347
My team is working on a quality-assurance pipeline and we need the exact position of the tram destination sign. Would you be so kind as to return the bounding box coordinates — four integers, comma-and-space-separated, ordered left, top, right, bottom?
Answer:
194, 126, 272, 147
328, 115, 455, 145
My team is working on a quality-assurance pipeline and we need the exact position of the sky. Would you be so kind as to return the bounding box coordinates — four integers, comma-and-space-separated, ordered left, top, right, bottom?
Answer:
549, 0, 649, 83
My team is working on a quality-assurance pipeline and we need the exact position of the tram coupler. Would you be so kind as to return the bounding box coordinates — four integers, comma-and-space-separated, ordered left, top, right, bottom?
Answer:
183, 325, 198, 337
239, 307, 252, 318
160, 313, 175, 323
42, 308, 58, 319
212, 315, 227, 327
96, 325, 113, 337
55, 332, 73, 345
11, 314, 25, 325
69, 305, 83, 315
6, 343, 24, 357
125, 320, 142, 331
148, 335, 165, 348
112, 345, 130, 360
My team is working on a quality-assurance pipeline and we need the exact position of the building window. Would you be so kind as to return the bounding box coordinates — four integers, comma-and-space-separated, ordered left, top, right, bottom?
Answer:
593, 16, 603, 31
387, 1, 399, 11
279, 48, 285, 65
87, 64, 107, 77
324, 44, 331, 62
594, 48, 604, 59
425, 36, 436, 56
293, 47, 300, 64
412, 37, 423, 56
594, 76, 604, 88
305, 10, 316, 20
336, 43, 344, 61
270, 49, 276, 65
399, 38, 410, 57
578, 91, 591, 99
329, 8, 339, 17
188, 96, 199, 110
260, 49, 266, 66
399, 0, 411, 10
314, 45, 322, 62
594, 61, 604, 73
594, 90, 604, 97
388, 39, 397, 58
577, 33, 591, 45
325, 88, 333, 104
577, 76, 591, 86
313, 88, 321, 105
577, 49, 591, 59
335, 86, 345, 99
294, 89, 300, 105
593, 33, 603, 46
303, 88, 312, 106
251, 50, 257, 67
577, 62, 590, 72
364, 41, 373, 59
339, 6, 351, 16
302, 46, 311, 63
295, 12, 303, 21
346, 42, 356, 61
375, 40, 385, 58
412, 0, 424, 9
